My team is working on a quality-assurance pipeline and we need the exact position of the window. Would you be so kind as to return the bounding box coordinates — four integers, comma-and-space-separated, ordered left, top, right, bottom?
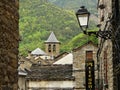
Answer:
53, 44, 56, 52
86, 51, 93, 60
48, 44, 51, 52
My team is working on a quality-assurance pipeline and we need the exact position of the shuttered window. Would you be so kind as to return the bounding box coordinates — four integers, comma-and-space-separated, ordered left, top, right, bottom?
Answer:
86, 51, 93, 60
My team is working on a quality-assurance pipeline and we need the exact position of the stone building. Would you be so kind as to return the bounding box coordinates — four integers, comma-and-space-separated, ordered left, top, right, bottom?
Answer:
0, 0, 19, 90
45, 32, 60, 57
72, 41, 98, 90
26, 64, 74, 90
18, 40, 99, 90
98, 0, 120, 90
18, 52, 73, 90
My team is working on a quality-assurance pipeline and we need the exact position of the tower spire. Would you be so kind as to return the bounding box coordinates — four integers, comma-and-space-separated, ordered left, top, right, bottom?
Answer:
45, 32, 60, 43
45, 32, 60, 57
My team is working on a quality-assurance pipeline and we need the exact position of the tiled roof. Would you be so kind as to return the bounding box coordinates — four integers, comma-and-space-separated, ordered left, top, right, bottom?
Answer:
31, 48, 46, 55
45, 32, 60, 43
26, 64, 74, 80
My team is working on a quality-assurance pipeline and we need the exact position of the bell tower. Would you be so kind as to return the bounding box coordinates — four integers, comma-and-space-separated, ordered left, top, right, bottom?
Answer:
45, 32, 60, 57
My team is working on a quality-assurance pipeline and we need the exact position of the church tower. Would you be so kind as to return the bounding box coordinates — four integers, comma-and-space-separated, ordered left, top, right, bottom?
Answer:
45, 32, 60, 57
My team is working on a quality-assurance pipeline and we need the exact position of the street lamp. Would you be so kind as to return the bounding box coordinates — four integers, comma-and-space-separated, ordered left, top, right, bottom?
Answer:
76, 6, 112, 39
76, 6, 90, 34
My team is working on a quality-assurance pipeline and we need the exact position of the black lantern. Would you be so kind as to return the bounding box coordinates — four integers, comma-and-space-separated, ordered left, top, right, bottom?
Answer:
76, 6, 112, 39
76, 6, 90, 34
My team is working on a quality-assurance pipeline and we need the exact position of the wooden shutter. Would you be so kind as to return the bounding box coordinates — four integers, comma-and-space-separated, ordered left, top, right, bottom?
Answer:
86, 51, 93, 60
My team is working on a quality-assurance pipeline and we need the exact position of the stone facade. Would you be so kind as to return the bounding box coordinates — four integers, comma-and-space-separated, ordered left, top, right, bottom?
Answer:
18, 75, 26, 90
98, 41, 113, 90
72, 41, 98, 90
45, 42, 60, 57
0, 0, 19, 90
98, 0, 120, 90
26, 64, 74, 90
45, 32, 60, 57
98, 0, 114, 89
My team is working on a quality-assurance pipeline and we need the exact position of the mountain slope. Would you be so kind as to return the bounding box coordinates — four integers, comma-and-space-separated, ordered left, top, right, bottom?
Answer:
19, 0, 98, 55
19, 0, 81, 55
48, 0, 97, 15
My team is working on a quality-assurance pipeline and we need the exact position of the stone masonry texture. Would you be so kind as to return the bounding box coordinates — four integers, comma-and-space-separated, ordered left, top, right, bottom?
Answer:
0, 0, 19, 90
98, 0, 120, 90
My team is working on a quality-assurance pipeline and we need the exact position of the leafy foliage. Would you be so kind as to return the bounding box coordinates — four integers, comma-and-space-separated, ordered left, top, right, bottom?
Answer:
61, 28, 98, 53
48, 0, 98, 15
19, 0, 98, 56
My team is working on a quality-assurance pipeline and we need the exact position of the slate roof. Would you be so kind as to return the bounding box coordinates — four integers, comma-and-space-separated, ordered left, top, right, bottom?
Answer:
45, 32, 60, 43
31, 48, 46, 55
26, 64, 74, 81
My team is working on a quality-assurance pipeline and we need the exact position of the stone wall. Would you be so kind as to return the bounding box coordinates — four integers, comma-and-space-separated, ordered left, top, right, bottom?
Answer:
45, 42, 60, 57
98, 0, 120, 90
0, 0, 19, 90
98, 0, 113, 90
112, 0, 120, 90
72, 42, 98, 90
99, 41, 113, 90
18, 76, 26, 90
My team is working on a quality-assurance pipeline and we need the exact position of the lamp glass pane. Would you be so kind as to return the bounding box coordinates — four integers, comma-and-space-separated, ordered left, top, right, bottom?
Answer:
78, 14, 88, 26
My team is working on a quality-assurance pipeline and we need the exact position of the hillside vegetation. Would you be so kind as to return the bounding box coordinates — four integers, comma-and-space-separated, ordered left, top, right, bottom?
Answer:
61, 28, 98, 52
19, 0, 98, 55
48, 0, 98, 15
